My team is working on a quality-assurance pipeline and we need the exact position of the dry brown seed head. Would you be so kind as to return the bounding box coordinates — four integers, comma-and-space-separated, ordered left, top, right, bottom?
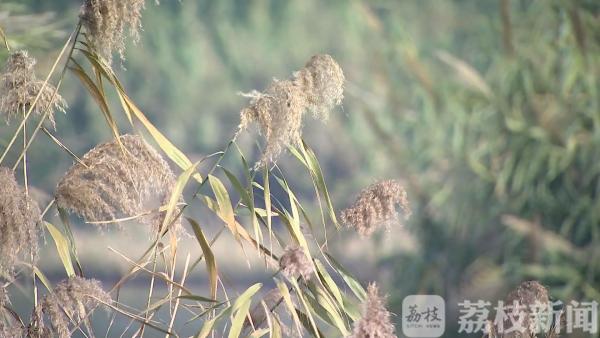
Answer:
55, 134, 181, 235
350, 283, 397, 338
279, 245, 313, 280
42, 276, 111, 338
80, 0, 145, 63
238, 54, 344, 167
0, 167, 42, 278
294, 54, 345, 120
501, 281, 550, 337
341, 179, 411, 237
0, 50, 67, 127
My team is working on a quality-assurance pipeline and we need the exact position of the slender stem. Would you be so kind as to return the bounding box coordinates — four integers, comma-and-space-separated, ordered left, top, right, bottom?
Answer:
192, 136, 237, 198
42, 127, 88, 166
165, 254, 190, 338
138, 245, 159, 338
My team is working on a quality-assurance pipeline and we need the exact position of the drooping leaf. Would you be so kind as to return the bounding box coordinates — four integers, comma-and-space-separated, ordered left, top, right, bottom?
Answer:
188, 217, 219, 300
45, 222, 75, 277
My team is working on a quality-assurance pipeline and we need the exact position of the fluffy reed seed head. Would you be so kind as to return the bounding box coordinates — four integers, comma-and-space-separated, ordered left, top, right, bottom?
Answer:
350, 283, 397, 338
55, 134, 180, 234
341, 180, 411, 237
294, 54, 345, 119
0, 50, 67, 127
42, 276, 111, 338
0, 167, 42, 278
279, 245, 313, 280
79, 0, 145, 63
239, 54, 344, 167
500, 281, 550, 337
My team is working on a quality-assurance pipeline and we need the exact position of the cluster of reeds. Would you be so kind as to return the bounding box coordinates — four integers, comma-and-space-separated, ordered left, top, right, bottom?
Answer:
0, 1, 551, 338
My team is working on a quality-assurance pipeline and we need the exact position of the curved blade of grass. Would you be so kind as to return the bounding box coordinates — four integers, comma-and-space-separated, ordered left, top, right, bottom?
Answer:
274, 177, 312, 261
120, 91, 201, 183
161, 161, 199, 233
263, 167, 272, 247
290, 279, 321, 338
69, 59, 121, 146
208, 174, 238, 237
177, 295, 218, 303
248, 328, 270, 338
57, 207, 84, 276
228, 291, 253, 338
306, 282, 349, 335
275, 279, 302, 335
32, 266, 52, 292
196, 305, 231, 338
324, 253, 366, 301
314, 260, 343, 306
300, 141, 339, 229
45, 222, 75, 277
187, 217, 219, 300
196, 283, 261, 338
0, 25, 9, 51
222, 167, 262, 247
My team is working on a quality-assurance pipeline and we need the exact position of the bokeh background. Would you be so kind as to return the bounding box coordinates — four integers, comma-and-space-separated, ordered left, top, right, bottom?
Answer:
1, 0, 599, 337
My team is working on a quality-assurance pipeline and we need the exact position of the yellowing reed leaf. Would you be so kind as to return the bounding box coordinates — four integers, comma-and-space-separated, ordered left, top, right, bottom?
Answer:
45, 222, 76, 277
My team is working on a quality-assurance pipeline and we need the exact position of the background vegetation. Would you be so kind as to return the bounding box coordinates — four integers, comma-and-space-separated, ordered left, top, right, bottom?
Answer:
1, 0, 599, 337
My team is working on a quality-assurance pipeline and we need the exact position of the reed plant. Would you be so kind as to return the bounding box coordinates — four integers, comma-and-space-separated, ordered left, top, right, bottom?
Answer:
0, 1, 409, 337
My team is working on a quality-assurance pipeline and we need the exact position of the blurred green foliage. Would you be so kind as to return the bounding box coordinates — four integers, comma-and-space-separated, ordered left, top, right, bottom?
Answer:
1, 0, 599, 336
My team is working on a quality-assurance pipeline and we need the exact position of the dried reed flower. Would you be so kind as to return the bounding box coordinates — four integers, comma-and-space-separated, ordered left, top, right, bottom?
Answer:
350, 283, 397, 338
294, 54, 345, 119
55, 134, 180, 234
499, 281, 550, 337
279, 245, 313, 280
341, 179, 410, 237
79, 0, 146, 63
0, 50, 67, 127
42, 276, 111, 338
239, 54, 344, 167
0, 167, 42, 278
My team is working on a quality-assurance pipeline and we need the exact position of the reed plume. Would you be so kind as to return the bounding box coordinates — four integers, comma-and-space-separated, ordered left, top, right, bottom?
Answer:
79, 0, 146, 63
0, 167, 42, 278
350, 283, 397, 338
279, 245, 314, 280
55, 134, 180, 234
0, 50, 67, 127
341, 179, 410, 237
41, 276, 111, 338
239, 54, 344, 167
498, 281, 551, 338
